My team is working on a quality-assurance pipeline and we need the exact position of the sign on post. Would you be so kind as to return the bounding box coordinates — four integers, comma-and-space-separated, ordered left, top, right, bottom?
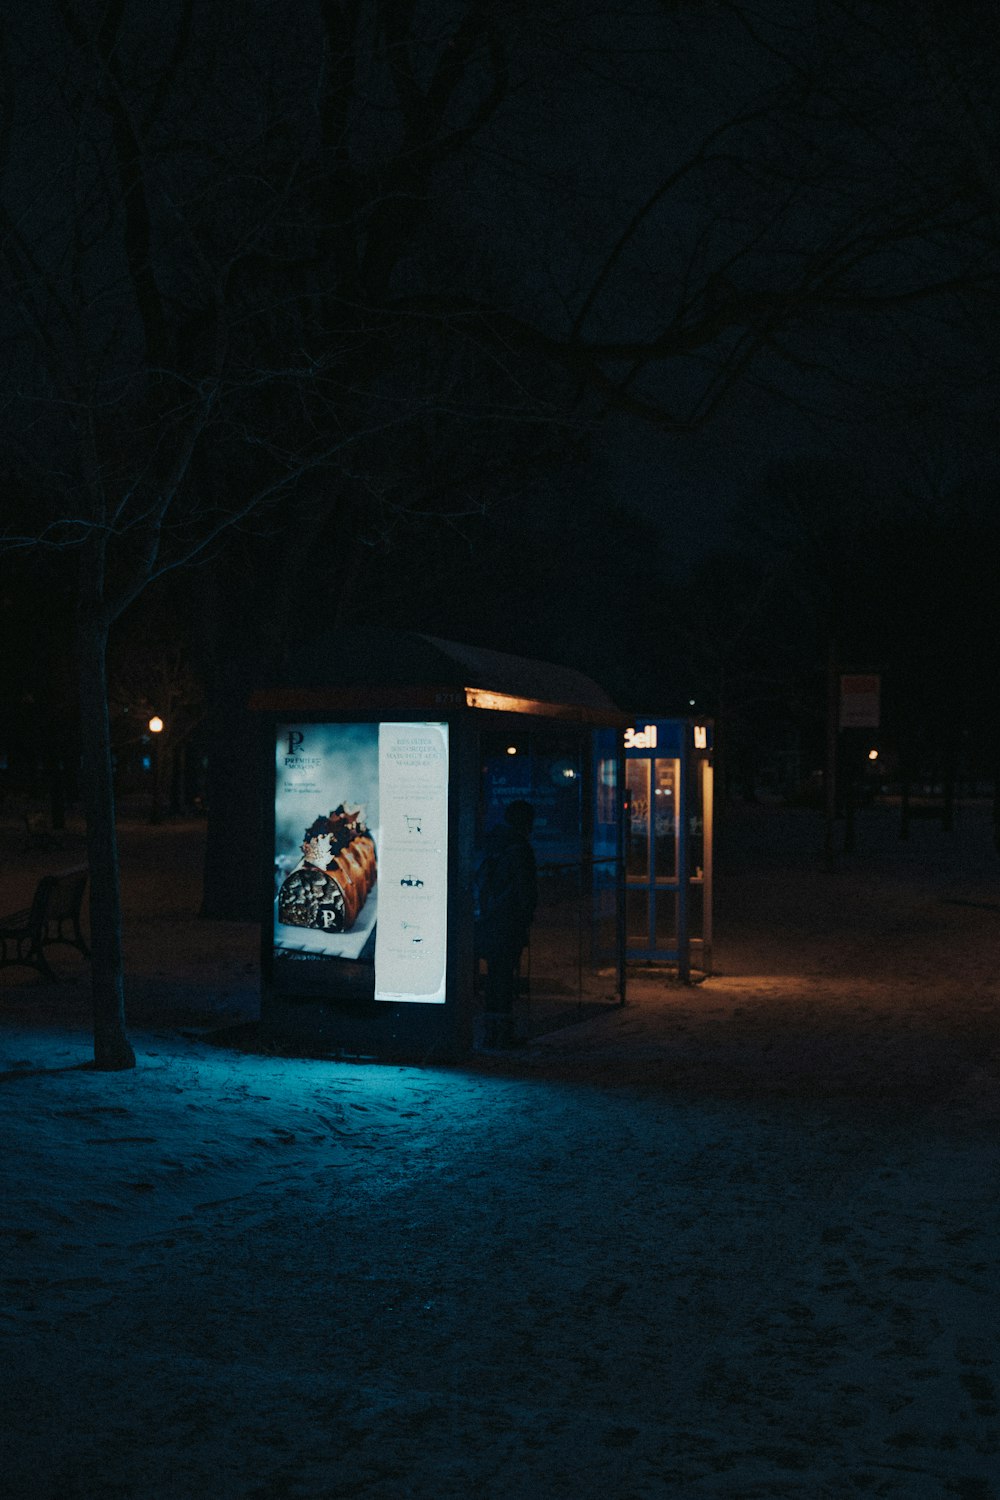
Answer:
839, 674, 880, 730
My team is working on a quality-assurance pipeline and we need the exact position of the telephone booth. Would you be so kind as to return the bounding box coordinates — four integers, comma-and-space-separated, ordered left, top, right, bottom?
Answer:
250, 630, 629, 1060
623, 718, 714, 979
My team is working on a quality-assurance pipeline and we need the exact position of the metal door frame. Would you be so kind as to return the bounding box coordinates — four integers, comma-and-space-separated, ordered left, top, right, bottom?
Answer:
624, 718, 713, 978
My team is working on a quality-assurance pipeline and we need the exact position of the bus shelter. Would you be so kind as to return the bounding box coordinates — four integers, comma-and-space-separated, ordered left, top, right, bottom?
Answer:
250, 631, 629, 1060
623, 717, 714, 979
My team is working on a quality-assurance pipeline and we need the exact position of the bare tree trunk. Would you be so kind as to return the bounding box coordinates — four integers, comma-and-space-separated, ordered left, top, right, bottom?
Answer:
76, 607, 136, 1071
198, 499, 342, 921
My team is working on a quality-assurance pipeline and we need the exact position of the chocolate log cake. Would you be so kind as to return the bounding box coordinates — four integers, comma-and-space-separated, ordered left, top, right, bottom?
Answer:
277, 805, 377, 934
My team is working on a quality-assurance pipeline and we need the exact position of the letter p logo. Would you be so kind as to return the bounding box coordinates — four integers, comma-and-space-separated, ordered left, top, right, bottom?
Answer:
287, 730, 304, 757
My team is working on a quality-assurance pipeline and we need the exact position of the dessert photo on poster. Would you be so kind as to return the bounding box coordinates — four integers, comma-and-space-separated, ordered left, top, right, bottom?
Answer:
274, 723, 380, 963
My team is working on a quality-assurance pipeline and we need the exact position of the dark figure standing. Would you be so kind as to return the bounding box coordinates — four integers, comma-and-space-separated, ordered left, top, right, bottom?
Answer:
474, 800, 537, 1047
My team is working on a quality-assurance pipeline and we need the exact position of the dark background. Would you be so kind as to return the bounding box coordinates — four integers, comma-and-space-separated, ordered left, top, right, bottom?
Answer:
2, 0, 998, 908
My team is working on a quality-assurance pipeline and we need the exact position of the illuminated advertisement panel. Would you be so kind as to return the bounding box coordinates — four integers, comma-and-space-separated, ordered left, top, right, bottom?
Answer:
274, 722, 448, 1003
373, 722, 449, 1004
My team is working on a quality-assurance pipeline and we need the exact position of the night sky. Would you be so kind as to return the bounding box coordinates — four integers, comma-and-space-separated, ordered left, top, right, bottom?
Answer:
1, 0, 998, 779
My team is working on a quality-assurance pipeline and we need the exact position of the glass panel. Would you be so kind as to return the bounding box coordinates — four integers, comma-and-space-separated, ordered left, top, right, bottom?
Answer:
478, 732, 534, 845
596, 755, 618, 831
655, 890, 677, 951
687, 882, 704, 943
688, 758, 705, 878
590, 882, 617, 958
626, 886, 649, 946
475, 724, 629, 1032
529, 861, 582, 998
533, 734, 582, 870
653, 758, 679, 882
625, 759, 650, 879
591, 731, 623, 969
701, 763, 713, 964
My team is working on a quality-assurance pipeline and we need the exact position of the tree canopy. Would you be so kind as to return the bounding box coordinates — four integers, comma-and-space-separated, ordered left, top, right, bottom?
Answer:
2, 0, 996, 1063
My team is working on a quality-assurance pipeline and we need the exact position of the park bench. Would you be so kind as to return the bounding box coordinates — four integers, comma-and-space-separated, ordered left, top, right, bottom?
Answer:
0, 868, 90, 981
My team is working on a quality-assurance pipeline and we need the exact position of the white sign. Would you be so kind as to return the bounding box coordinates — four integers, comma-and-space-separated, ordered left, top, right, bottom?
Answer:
839, 675, 881, 729
624, 723, 658, 750
374, 723, 449, 1004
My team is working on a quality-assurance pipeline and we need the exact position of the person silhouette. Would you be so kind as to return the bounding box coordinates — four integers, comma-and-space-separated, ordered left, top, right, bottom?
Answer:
474, 799, 537, 1047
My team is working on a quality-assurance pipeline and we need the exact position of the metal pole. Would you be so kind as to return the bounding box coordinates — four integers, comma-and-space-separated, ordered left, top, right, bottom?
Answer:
677, 739, 690, 984
824, 641, 838, 871
701, 758, 714, 976
616, 741, 627, 1006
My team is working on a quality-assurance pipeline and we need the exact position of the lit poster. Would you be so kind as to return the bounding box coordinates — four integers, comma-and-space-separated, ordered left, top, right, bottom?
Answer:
373, 722, 449, 1003
273, 721, 448, 1003
274, 723, 380, 962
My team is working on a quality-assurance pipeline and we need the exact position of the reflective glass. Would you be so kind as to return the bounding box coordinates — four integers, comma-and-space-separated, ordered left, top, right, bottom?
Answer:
655, 890, 677, 951
687, 759, 705, 877
626, 886, 649, 946
653, 759, 678, 882
687, 882, 704, 942
626, 759, 650, 879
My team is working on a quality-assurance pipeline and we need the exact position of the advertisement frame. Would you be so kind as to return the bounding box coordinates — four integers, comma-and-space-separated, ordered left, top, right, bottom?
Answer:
261, 712, 461, 1023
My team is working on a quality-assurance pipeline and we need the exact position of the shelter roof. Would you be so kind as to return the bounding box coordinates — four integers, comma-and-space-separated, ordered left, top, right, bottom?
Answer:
250, 629, 622, 722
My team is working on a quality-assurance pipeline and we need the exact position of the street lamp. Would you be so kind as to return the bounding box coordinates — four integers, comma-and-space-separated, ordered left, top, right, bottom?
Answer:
147, 716, 165, 821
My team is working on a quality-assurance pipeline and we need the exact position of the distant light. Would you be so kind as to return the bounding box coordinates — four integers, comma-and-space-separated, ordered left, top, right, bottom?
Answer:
868, 748, 878, 761
689, 698, 696, 706
506, 745, 518, 756
148, 716, 164, 734
562, 767, 576, 779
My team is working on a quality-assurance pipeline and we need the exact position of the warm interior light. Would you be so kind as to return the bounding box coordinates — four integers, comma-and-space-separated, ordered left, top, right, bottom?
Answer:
868, 748, 878, 761
506, 745, 518, 756
148, 716, 164, 734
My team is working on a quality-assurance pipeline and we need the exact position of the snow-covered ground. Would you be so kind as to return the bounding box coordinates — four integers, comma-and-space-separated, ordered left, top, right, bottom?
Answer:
1, 801, 998, 1498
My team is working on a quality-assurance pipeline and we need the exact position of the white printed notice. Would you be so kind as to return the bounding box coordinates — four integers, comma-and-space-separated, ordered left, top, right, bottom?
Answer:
374, 722, 449, 1003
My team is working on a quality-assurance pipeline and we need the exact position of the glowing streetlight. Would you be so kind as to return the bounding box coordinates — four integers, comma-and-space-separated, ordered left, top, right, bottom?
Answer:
147, 716, 165, 822
868, 748, 878, 762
